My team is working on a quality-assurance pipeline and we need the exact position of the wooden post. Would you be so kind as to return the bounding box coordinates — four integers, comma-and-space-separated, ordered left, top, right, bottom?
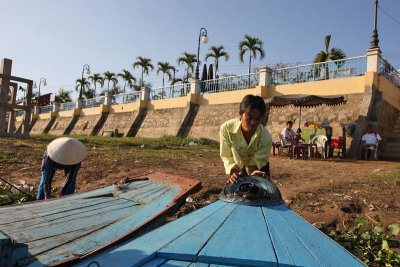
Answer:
0, 59, 12, 136
21, 81, 32, 136
7, 82, 17, 133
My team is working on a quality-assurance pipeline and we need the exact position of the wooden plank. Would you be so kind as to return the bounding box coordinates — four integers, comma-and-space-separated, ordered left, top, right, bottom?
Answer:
161, 260, 192, 266
264, 205, 365, 266
1, 198, 126, 232
75, 201, 228, 267
141, 257, 168, 267
158, 203, 237, 261
261, 205, 321, 266
188, 263, 209, 267
198, 204, 277, 267
36, 186, 181, 266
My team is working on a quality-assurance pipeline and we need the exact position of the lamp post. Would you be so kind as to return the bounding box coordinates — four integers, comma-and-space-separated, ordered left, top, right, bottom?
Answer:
79, 64, 91, 99
195, 28, 209, 80
34, 78, 47, 107
370, 0, 380, 49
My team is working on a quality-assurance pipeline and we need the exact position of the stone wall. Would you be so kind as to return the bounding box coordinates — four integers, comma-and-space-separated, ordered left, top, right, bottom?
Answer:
100, 111, 138, 136
30, 118, 50, 135
187, 103, 239, 141
70, 114, 101, 136
135, 108, 187, 138
48, 117, 73, 135
267, 94, 364, 145
378, 100, 399, 140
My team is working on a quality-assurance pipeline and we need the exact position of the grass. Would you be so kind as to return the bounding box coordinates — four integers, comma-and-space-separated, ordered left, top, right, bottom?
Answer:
31, 134, 219, 149
366, 167, 400, 183
0, 151, 16, 163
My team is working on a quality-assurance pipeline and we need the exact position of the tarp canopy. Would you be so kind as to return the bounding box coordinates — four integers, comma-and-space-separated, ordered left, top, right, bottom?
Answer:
265, 94, 346, 107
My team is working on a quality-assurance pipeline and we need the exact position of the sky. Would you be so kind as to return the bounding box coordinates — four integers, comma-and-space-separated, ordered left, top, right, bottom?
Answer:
2, 0, 400, 100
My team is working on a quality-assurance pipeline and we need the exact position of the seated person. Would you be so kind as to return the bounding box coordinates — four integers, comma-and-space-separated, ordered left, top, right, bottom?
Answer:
220, 94, 272, 184
295, 128, 305, 144
281, 121, 296, 146
358, 124, 382, 159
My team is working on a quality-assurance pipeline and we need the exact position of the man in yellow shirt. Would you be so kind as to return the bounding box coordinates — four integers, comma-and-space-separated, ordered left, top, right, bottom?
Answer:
220, 94, 272, 184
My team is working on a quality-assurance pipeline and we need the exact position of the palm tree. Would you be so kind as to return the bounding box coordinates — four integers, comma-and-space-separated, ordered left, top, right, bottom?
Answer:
117, 69, 136, 93
170, 78, 183, 86
205, 46, 229, 77
157, 62, 174, 87
57, 88, 72, 102
75, 77, 90, 98
313, 35, 346, 79
239, 34, 265, 74
313, 35, 346, 63
83, 88, 95, 99
177, 52, 197, 82
133, 57, 154, 88
103, 71, 118, 92
88, 73, 103, 97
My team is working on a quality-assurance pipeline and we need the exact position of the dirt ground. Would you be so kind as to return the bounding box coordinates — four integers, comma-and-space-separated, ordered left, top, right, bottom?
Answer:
1, 135, 399, 236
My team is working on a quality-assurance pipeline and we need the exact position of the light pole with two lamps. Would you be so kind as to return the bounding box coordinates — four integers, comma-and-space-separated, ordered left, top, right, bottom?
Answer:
79, 64, 91, 99
34, 78, 47, 107
195, 28, 209, 80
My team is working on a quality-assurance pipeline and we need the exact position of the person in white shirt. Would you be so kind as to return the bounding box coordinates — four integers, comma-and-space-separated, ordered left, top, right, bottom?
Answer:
281, 121, 296, 146
358, 124, 382, 159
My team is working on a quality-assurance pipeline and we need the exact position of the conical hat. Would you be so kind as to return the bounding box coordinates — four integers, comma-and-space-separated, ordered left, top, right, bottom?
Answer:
219, 176, 283, 206
47, 137, 86, 165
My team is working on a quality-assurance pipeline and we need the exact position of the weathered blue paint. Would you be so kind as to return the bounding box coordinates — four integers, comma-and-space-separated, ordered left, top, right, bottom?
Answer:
77, 201, 366, 267
0, 173, 201, 266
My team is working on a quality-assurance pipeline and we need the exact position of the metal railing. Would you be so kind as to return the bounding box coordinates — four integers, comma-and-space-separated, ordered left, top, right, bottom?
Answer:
272, 56, 367, 85
39, 105, 52, 114
380, 57, 400, 87
82, 96, 105, 108
200, 72, 260, 94
59, 102, 75, 111
111, 91, 141, 105
149, 83, 191, 100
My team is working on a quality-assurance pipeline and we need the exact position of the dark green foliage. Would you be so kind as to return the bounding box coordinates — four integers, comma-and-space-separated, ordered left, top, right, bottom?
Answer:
329, 216, 400, 266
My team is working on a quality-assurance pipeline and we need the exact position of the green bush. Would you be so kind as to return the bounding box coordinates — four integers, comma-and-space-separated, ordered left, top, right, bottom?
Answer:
329, 216, 400, 266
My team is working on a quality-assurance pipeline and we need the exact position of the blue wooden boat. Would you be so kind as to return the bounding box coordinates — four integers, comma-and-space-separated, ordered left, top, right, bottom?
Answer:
0, 172, 201, 266
77, 176, 365, 267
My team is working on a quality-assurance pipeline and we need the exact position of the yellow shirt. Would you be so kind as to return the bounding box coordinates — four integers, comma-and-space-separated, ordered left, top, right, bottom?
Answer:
219, 118, 272, 175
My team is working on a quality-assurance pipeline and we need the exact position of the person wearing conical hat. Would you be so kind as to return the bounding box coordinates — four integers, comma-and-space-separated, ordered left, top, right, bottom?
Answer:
36, 137, 87, 200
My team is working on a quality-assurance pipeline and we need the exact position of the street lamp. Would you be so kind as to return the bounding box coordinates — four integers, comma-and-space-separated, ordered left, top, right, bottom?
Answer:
370, 0, 380, 49
34, 78, 47, 107
79, 64, 91, 99
195, 28, 209, 80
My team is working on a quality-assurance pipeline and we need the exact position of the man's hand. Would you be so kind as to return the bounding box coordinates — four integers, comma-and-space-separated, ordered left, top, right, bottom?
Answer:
228, 169, 242, 184
251, 170, 270, 180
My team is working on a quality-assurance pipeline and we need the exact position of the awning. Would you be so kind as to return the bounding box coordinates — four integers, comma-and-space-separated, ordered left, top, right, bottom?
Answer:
265, 94, 346, 107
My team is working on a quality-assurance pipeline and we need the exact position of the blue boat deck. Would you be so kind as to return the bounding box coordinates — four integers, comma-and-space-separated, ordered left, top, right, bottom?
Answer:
0, 173, 201, 266
78, 201, 365, 267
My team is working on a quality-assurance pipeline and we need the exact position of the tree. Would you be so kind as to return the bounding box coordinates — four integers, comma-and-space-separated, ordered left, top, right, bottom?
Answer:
88, 73, 104, 97
83, 88, 95, 99
57, 88, 72, 102
170, 78, 183, 85
205, 45, 229, 77
117, 69, 136, 93
177, 52, 197, 82
103, 71, 118, 92
75, 77, 90, 98
133, 57, 154, 88
313, 35, 346, 63
239, 34, 265, 74
157, 62, 174, 87
313, 35, 346, 79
